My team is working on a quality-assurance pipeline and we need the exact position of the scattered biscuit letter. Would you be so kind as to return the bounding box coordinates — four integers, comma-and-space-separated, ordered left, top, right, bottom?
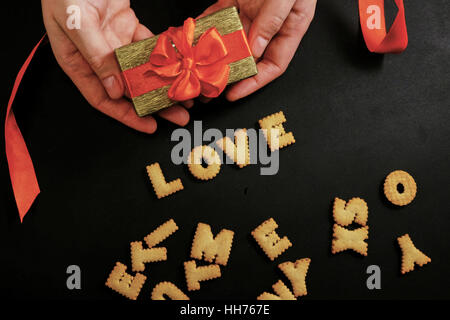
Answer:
144, 219, 178, 248
151, 282, 190, 300
384, 170, 417, 206
333, 197, 368, 227
257, 280, 296, 300
105, 262, 146, 300
191, 223, 234, 266
259, 111, 295, 151
332, 224, 369, 256
216, 129, 250, 168
397, 234, 431, 274
131, 241, 167, 272
184, 260, 221, 291
188, 145, 222, 180
146, 163, 184, 199
252, 218, 292, 261
278, 258, 311, 297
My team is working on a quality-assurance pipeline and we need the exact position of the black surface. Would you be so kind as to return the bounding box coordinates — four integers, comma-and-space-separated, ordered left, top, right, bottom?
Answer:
1, 0, 449, 300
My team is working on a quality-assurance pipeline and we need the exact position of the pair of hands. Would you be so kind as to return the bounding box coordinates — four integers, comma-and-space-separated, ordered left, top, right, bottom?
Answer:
42, 0, 316, 134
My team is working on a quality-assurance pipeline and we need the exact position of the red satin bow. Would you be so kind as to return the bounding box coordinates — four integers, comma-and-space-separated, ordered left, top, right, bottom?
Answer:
148, 18, 230, 101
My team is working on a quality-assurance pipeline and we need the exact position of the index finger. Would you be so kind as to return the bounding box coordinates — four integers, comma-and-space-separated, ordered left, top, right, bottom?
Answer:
248, 0, 296, 59
226, 1, 316, 101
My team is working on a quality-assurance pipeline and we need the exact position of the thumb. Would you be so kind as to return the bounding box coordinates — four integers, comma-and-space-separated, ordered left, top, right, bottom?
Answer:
65, 24, 125, 100
133, 23, 154, 42
248, 0, 295, 59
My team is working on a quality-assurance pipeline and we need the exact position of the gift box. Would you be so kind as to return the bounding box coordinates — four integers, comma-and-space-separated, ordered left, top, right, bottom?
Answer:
115, 7, 258, 117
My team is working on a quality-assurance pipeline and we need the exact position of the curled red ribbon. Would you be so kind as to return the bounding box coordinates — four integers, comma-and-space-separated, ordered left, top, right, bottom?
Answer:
5, 35, 45, 222
358, 0, 408, 53
148, 18, 230, 101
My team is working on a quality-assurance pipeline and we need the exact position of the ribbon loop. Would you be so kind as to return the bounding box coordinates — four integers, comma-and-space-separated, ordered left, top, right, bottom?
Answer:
358, 0, 408, 53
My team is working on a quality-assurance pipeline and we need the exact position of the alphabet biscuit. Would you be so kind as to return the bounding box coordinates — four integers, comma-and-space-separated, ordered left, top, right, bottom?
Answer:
278, 258, 311, 297
397, 234, 431, 274
146, 162, 183, 199
216, 129, 250, 168
144, 219, 178, 248
257, 280, 296, 300
251, 218, 292, 261
333, 197, 368, 227
188, 145, 221, 180
105, 262, 146, 300
331, 224, 368, 256
130, 241, 167, 272
151, 281, 190, 300
384, 170, 417, 206
184, 260, 221, 291
258, 111, 295, 151
191, 222, 234, 266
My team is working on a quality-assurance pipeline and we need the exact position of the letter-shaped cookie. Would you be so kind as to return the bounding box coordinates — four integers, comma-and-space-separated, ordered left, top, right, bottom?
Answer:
144, 219, 178, 248
188, 145, 221, 180
146, 163, 183, 199
333, 197, 368, 226
257, 280, 296, 300
131, 241, 167, 272
151, 282, 190, 300
252, 218, 292, 261
191, 223, 234, 266
259, 111, 295, 151
216, 129, 250, 168
184, 260, 221, 291
331, 224, 369, 256
105, 262, 146, 300
397, 234, 431, 274
278, 258, 311, 297
384, 170, 417, 206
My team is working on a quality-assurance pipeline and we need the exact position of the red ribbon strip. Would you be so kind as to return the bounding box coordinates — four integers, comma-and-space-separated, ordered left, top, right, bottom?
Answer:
358, 0, 408, 53
5, 35, 45, 222
123, 17, 252, 100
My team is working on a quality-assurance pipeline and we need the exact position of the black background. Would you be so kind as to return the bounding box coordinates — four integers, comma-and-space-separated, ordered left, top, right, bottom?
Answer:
0, 0, 449, 300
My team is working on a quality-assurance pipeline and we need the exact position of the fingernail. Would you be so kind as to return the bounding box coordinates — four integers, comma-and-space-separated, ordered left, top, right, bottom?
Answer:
252, 36, 269, 58
103, 75, 120, 99
183, 100, 194, 108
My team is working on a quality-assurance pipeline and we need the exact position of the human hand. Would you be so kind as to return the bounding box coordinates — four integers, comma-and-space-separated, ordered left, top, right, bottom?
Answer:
199, 0, 317, 101
42, 0, 191, 134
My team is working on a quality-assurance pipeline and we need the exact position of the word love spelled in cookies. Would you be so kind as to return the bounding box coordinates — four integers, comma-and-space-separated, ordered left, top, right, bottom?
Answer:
146, 111, 296, 199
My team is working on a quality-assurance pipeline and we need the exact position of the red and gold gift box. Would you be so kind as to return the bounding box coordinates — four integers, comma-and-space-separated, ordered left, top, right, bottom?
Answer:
115, 7, 257, 117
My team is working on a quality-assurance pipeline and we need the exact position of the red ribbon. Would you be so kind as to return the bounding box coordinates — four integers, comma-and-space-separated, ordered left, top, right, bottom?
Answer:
5, 35, 45, 222
123, 17, 253, 100
358, 0, 408, 53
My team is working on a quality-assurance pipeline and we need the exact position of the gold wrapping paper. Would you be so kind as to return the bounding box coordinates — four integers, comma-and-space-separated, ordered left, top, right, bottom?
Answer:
115, 7, 258, 117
